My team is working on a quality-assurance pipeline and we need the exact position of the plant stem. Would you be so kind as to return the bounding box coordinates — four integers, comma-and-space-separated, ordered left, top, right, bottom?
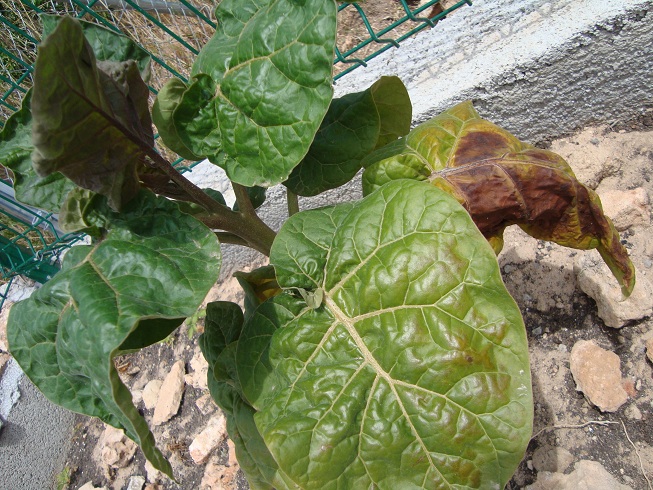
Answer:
146, 151, 225, 214
200, 211, 275, 256
143, 153, 276, 255
233, 183, 255, 215
215, 232, 249, 247
287, 188, 300, 217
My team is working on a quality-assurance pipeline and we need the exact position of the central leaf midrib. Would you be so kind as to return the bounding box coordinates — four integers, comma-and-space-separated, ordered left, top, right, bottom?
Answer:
323, 295, 453, 489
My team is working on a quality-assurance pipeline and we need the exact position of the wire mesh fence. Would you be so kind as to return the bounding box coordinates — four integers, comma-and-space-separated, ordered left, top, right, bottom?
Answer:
0, 0, 472, 309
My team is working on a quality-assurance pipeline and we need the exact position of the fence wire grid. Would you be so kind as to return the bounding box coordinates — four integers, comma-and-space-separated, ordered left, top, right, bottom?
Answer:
0, 0, 472, 309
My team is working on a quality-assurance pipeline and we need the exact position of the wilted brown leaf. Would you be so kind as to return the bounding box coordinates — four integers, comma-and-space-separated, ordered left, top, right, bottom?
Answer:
362, 101, 635, 295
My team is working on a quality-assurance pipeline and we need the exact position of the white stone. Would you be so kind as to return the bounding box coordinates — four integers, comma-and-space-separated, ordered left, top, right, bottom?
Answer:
152, 361, 185, 426
598, 187, 650, 231
186, 347, 209, 391
125, 475, 146, 490
624, 404, 643, 421
647, 337, 653, 363
97, 425, 137, 469
570, 340, 628, 412
189, 412, 228, 464
142, 379, 163, 411
526, 459, 633, 489
575, 253, 653, 328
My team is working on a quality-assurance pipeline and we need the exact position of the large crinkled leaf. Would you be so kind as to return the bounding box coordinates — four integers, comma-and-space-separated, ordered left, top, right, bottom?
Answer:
284, 76, 411, 196
362, 101, 635, 295
0, 90, 75, 212
7, 191, 221, 478
173, 0, 337, 187
31, 16, 153, 211
259, 180, 532, 489
40, 14, 151, 81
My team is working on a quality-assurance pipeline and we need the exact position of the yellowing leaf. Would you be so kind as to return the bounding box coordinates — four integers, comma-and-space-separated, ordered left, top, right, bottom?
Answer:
362, 101, 635, 295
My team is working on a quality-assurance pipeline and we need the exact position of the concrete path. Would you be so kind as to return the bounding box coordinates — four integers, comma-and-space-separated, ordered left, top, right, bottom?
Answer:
0, 361, 74, 490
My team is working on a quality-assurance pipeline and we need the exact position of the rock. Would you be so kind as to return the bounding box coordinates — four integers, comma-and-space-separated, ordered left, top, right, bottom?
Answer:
125, 475, 146, 490
185, 347, 209, 391
575, 254, 653, 328
646, 337, 653, 363
132, 389, 143, 406
227, 438, 238, 466
0, 300, 11, 352
77, 482, 108, 490
570, 340, 628, 412
189, 412, 228, 464
622, 379, 637, 398
598, 187, 650, 230
624, 404, 643, 420
532, 445, 574, 473
142, 379, 163, 411
144, 485, 162, 490
152, 361, 185, 426
196, 393, 216, 415
526, 459, 633, 489
200, 455, 239, 490
97, 425, 137, 469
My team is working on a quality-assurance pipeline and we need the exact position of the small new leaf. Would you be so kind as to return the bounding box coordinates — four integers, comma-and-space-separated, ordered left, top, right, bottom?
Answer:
297, 287, 324, 309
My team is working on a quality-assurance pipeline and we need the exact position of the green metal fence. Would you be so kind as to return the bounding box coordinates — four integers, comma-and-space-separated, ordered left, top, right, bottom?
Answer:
0, 0, 472, 309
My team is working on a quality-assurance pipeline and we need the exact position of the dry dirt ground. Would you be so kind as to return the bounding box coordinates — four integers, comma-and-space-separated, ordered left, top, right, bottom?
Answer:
43, 112, 653, 490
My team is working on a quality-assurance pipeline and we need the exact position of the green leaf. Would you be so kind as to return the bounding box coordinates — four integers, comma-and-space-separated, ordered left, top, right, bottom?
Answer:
169, 74, 219, 160
258, 180, 532, 489
362, 101, 635, 295
0, 90, 75, 212
151, 78, 202, 161
58, 187, 104, 234
31, 16, 153, 211
199, 300, 283, 490
233, 186, 266, 212
201, 301, 244, 368
40, 14, 151, 81
7, 191, 221, 478
174, 0, 337, 187
285, 76, 412, 196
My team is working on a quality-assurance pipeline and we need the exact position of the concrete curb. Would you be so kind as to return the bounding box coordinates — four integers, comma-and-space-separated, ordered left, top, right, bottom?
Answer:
334, 0, 653, 143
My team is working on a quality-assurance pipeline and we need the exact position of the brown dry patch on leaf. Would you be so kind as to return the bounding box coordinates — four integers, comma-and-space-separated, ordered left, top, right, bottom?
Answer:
363, 101, 635, 295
